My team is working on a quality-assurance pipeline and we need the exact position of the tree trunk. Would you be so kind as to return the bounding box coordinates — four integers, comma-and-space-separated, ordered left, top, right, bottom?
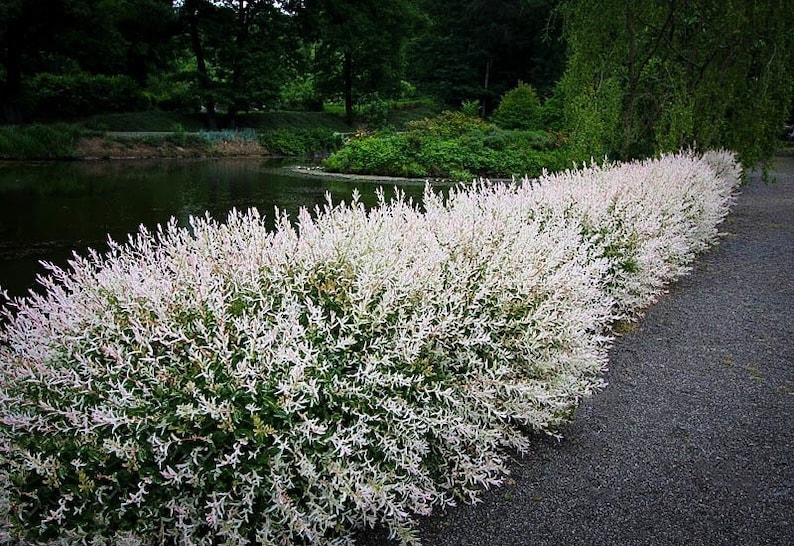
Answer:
482, 57, 492, 117
228, 0, 250, 128
185, 0, 217, 129
344, 49, 354, 124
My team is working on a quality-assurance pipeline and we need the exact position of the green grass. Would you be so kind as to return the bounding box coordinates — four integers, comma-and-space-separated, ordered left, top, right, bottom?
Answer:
103, 132, 215, 154
0, 123, 83, 160
235, 111, 353, 132
83, 102, 440, 134
84, 111, 205, 132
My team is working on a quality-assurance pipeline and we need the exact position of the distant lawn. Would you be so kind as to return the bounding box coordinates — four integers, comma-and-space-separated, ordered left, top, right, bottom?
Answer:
386, 98, 443, 129
324, 98, 442, 130
84, 111, 206, 132
237, 111, 353, 132
81, 100, 441, 134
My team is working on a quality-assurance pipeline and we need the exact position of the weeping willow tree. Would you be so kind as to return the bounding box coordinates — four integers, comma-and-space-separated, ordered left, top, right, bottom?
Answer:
559, 0, 794, 165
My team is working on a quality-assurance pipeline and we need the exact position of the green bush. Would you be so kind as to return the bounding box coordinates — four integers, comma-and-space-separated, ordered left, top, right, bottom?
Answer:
0, 123, 83, 159
279, 76, 323, 111
322, 134, 426, 177
357, 95, 391, 130
324, 110, 578, 180
460, 100, 482, 117
259, 128, 344, 157
407, 110, 490, 138
24, 73, 148, 119
483, 129, 557, 152
491, 82, 543, 130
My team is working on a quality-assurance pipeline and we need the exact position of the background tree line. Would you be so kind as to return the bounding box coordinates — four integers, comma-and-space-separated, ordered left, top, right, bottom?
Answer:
0, 0, 563, 123
1, 0, 792, 164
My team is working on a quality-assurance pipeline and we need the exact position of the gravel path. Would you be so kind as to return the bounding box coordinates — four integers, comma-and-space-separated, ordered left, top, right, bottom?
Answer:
363, 156, 794, 545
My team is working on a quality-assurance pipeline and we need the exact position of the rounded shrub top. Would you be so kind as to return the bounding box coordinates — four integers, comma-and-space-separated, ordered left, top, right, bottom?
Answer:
491, 82, 542, 131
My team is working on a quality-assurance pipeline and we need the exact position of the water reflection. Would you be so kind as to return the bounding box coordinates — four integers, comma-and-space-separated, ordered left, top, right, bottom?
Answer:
0, 159, 430, 298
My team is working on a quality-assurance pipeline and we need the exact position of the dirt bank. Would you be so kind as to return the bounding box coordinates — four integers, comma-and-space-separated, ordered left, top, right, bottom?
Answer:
75, 135, 269, 160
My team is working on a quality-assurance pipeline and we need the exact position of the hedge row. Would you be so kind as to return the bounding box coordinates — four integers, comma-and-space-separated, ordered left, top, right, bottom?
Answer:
0, 151, 741, 544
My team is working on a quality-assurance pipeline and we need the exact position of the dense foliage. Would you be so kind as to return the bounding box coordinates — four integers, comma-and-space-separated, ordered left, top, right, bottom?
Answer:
24, 73, 148, 119
408, 0, 565, 111
1, 1, 790, 165
324, 111, 571, 180
0, 1, 563, 125
0, 151, 740, 544
560, 0, 794, 164
491, 82, 543, 130
258, 129, 344, 157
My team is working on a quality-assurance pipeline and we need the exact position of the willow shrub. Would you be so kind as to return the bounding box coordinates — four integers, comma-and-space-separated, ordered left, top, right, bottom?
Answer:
0, 151, 740, 544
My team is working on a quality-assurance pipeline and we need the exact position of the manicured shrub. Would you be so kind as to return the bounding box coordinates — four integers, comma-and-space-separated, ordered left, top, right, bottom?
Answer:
0, 151, 741, 544
491, 82, 543, 130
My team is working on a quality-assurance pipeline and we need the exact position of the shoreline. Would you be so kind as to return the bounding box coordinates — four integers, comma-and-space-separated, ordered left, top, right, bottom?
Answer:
283, 164, 438, 185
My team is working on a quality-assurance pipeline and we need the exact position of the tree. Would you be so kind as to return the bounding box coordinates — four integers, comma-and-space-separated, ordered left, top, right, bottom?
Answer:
409, 0, 565, 113
1, 0, 178, 123
491, 81, 543, 129
112, 0, 180, 85
177, 0, 304, 127
560, 0, 794, 164
303, 0, 420, 123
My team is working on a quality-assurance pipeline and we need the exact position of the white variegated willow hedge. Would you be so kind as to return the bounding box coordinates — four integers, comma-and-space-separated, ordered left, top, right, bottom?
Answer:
0, 151, 741, 545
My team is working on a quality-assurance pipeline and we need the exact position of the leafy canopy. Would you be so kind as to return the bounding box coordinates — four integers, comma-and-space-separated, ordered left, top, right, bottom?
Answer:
559, 0, 794, 165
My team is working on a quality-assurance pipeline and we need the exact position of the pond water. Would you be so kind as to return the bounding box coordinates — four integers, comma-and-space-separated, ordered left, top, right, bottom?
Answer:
0, 159, 431, 298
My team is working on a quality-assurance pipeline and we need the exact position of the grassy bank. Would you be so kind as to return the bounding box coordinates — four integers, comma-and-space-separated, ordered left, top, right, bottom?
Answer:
0, 104, 441, 160
0, 123, 84, 160
0, 118, 346, 161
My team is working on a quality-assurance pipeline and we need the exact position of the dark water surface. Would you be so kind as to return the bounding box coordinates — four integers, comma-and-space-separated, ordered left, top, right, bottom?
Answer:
0, 159, 428, 298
